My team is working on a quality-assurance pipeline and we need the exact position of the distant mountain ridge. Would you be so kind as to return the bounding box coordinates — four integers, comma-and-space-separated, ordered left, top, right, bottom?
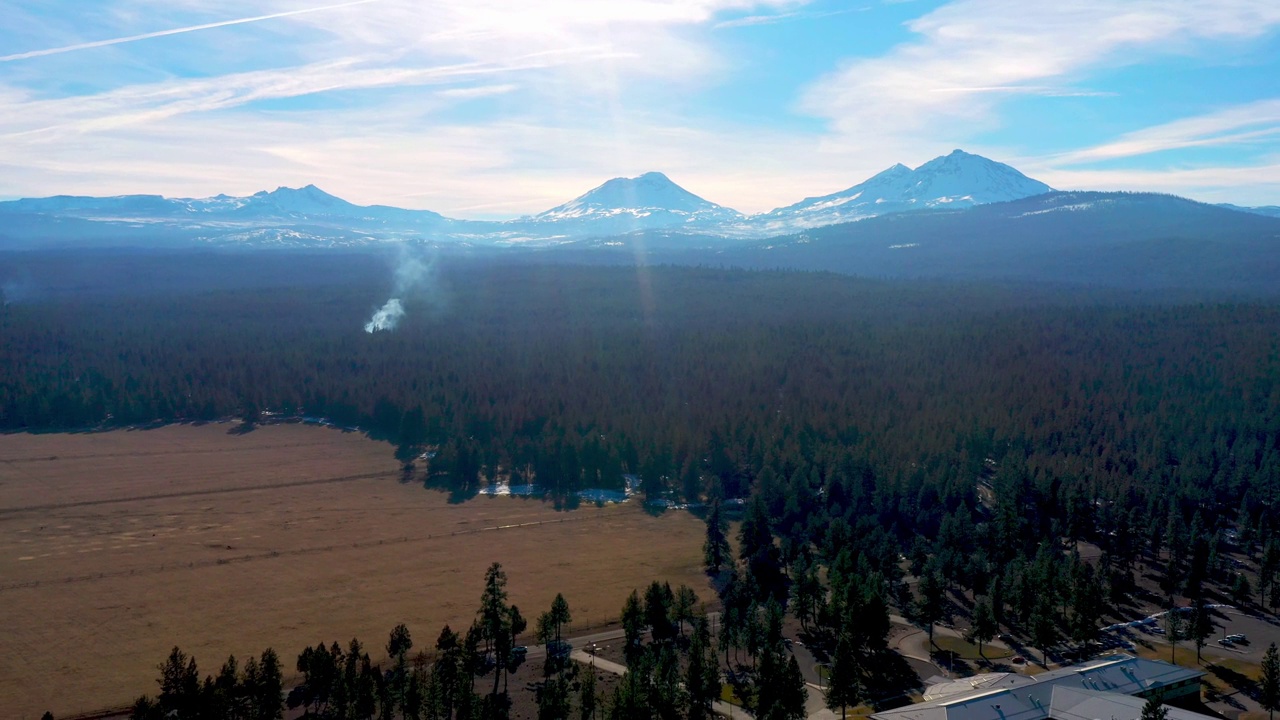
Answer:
1216, 203, 1280, 219
704, 191, 1280, 294
0, 151, 1273, 254
3, 184, 449, 223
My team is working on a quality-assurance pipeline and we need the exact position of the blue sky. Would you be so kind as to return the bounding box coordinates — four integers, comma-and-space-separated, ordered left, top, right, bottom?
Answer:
1, 0, 1278, 218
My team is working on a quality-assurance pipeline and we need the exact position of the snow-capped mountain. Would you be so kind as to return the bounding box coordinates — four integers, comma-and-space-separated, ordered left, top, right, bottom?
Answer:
0, 185, 465, 247
234, 185, 364, 217
7, 151, 1272, 253
752, 149, 1053, 232
520, 172, 744, 235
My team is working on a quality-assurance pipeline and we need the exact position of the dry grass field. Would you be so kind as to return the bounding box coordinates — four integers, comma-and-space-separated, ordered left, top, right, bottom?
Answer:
0, 423, 711, 719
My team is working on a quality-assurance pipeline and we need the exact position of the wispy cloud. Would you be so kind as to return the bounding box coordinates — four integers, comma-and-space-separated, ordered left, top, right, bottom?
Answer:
0, 0, 382, 62
929, 86, 1116, 97
1049, 98, 1280, 165
714, 12, 800, 29
713, 6, 862, 29
0, 47, 627, 139
800, 0, 1280, 137
437, 84, 519, 99
1037, 159, 1280, 205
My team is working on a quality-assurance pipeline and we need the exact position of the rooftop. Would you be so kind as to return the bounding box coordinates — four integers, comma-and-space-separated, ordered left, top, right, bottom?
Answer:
872, 655, 1207, 720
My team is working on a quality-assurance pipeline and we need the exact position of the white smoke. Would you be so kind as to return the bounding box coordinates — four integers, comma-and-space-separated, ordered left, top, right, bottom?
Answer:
363, 246, 441, 333
364, 298, 405, 333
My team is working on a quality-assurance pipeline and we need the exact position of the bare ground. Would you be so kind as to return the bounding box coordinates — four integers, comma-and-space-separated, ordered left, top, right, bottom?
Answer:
0, 423, 711, 719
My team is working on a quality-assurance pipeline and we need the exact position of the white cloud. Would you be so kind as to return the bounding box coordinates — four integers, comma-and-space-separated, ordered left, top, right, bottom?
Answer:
1037, 160, 1280, 206
714, 12, 802, 29
1048, 98, 1280, 165
0, 48, 628, 139
714, 6, 866, 30
800, 0, 1280, 137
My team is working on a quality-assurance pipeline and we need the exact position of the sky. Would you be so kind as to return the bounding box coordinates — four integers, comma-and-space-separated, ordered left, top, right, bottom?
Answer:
1, 0, 1278, 218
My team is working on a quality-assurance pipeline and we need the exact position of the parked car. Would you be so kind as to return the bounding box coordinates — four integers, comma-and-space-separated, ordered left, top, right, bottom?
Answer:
1217, 638, 1235, 647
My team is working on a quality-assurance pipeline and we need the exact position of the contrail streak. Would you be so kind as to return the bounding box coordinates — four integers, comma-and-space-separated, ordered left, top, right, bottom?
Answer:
0, 0, 381, 62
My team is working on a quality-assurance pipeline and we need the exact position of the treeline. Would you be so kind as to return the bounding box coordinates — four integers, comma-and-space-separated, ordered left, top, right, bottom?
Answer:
120, 563, 764, 720
129, 647, 284, 720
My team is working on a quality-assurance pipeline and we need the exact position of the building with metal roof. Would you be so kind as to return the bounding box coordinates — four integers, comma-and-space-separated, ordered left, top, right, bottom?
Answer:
872, 655, 1208, 720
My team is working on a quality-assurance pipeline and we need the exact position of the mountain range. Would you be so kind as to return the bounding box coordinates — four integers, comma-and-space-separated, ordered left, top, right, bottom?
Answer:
0, 150, 1079, 248
4, 150, 1279, 294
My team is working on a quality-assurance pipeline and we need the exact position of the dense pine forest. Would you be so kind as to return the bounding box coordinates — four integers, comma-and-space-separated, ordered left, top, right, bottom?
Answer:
7, 252, 1280, 685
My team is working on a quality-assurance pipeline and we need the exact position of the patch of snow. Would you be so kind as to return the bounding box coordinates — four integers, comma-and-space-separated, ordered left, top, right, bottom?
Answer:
1015, 201, 1103, 218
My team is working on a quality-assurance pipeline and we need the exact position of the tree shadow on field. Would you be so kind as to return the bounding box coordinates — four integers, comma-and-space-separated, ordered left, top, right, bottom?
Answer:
1206, 662, 1259, 702
420, 474, 479, 504
931, 649, 975, 678
863, 649, 923, 708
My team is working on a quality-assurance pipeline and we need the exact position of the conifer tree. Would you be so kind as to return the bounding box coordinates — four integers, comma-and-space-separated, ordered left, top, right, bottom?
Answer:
915, 566, 946, 651
825, 632, 861, 720
687, 616, 722, 720
704, 499, 732, 575
580, 665, 598, 720
1189, 600, 1214, 664
970, 597, 998, 661
1140, 696, 1169, 720
1262, 643, 1280, 720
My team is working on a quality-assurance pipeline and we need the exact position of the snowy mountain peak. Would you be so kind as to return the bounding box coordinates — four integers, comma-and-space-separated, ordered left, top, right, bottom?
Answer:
554, 172, 714, 211
248, 184, 358, 215
531, 172, 743, 229
635, 171, 673, 182
908, 151, 1051, 203
757, 150, 1053, 230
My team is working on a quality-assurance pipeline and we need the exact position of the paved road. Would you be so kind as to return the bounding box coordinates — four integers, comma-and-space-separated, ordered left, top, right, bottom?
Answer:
525, 626, 628, 659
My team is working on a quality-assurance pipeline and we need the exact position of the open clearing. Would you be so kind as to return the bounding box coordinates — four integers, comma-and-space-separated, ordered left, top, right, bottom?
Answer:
0, 424, 710, 719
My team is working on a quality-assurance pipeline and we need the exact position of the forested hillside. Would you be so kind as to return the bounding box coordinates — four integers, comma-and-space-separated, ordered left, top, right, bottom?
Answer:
5, 257, 1278, 508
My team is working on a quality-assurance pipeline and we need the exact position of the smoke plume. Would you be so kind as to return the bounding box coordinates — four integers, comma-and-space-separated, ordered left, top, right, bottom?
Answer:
364, 298, 405, 332
363, 246, 441, 333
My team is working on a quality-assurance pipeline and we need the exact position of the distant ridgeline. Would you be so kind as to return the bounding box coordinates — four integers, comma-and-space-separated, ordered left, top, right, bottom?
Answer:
3, 257, 1280, 628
